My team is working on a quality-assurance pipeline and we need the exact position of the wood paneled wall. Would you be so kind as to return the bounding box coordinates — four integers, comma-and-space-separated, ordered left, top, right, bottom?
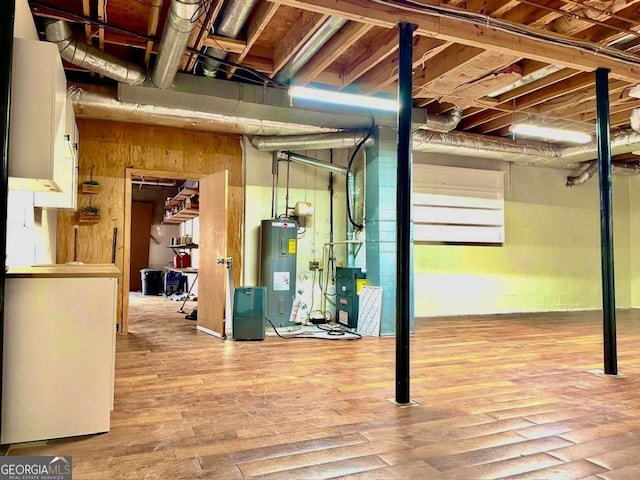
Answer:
57, 120, 244, 325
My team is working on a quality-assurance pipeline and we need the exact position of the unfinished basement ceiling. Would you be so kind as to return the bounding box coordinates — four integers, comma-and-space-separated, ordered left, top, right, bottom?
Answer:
29, 0, 640, 153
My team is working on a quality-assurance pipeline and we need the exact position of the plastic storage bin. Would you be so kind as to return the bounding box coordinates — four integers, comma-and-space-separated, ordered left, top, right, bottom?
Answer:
164, 271, 183, 295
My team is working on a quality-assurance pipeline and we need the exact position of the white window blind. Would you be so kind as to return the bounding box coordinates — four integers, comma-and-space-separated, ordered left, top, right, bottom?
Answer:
413, 164, 505, 244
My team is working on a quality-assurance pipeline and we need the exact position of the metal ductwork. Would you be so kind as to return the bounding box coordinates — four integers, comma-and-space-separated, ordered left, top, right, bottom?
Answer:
413, 129, 565, 166
563, 129, 640, 165
613, 162, 640, 175
44, 20, 145, 85
277, 151, 348, 175
566, 160, 597, 186
250, 132, 374, 151
70, 82, 640, 172
202, 0, 257, 77
417, 107, 464, 133
275, 17, 348, 83
152, 0, 201, 89
69, 84, 336, 135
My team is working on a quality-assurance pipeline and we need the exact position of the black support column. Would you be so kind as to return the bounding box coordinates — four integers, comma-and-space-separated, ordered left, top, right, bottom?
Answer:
395, 22, 416, 405
595, 67, 618, 376
0, 0, 15, 439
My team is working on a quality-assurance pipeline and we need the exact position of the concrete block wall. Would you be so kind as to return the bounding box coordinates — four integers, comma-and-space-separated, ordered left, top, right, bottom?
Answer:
365, 127, 414, 335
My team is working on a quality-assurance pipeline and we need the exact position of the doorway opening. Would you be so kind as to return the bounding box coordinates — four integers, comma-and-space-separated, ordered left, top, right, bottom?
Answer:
124, 170, 204, 334
120, 169, 228, 337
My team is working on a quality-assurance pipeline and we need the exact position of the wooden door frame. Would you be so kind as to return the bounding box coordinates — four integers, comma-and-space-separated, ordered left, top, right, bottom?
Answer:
122, 168, 207, 334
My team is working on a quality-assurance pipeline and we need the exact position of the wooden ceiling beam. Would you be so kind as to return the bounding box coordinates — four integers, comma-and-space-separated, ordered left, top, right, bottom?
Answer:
458, 68, 582, 130
340, 29, 399, 87
97, 31, 149, 50
293, 21, 373, 86
266, 0, 640, 83
97, 0, 105, 51
354, 36, 448, 94
145, 0, 163, 67
501, 1, 569, 28
182, 0, 224, 72
577, 98, 639, 123
476, 81, 628, 135
202, 36, 247, 54
271, 10, 329, 77
242, 54, 274, 73
463, 0, 521, 17
561, 0, 640, 42
82, 0, 92, 43
81, 0, 94, 77
611, 110, 639, 128
227, 0, 279, 78
97, 0, 105, 79
411, 44, 484, 90
536, 80, 629, 115
548, 90, 627, 119
471, 73, 603, 133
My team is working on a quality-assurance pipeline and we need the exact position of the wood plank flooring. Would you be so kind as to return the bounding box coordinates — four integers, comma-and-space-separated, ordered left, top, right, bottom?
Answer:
8, 296, 640, 479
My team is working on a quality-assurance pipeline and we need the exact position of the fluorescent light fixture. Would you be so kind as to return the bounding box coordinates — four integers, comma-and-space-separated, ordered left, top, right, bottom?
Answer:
510, 123, 592, 144
289, 86, 399, 112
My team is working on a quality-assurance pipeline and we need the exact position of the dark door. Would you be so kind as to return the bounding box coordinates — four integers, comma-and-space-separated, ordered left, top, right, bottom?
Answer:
129, 201, 153, 291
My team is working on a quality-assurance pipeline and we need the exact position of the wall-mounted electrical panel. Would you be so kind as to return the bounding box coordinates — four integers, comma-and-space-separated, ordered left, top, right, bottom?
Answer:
260, 219, 298, 328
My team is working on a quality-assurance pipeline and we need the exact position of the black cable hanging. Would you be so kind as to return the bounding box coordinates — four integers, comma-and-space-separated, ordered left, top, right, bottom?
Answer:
345, 128, 372, 231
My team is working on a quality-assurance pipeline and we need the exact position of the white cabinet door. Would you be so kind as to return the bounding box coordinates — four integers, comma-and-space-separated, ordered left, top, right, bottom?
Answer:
35, 99, 79, 210
9, 38, 67, 192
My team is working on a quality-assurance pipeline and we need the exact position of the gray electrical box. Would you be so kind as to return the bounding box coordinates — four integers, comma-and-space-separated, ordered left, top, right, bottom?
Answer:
260, 219, 298, 328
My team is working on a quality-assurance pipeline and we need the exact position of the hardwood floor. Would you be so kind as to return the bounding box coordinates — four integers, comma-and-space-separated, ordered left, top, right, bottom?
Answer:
8, 296, 640, 479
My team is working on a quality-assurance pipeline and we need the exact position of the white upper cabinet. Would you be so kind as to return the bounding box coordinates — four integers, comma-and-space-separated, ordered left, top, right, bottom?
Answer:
14, 0, 38, 40
9, 38, 68, 193
34, 98, 79, 210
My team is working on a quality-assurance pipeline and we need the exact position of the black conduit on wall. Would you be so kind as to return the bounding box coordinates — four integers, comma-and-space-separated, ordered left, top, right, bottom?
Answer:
0, 0, 16, 442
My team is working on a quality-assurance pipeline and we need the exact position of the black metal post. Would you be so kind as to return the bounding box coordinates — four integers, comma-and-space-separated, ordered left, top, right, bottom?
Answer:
395, 22, 416, 404
0, 0, 16, 442
595, 68, 618, 376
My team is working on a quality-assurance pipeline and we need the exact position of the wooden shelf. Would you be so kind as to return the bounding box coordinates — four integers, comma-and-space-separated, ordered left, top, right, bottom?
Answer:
168, 243, 199, 249
81, 183, 101, 194
162, 208, 198, 224
78, 212, 101, 224
164, 187, 198, 210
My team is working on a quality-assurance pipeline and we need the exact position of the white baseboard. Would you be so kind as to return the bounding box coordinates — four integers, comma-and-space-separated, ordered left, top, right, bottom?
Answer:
196, 325, 225, 339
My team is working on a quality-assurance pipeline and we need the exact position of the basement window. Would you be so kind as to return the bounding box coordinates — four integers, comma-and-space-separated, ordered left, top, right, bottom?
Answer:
412, 164, 505, 245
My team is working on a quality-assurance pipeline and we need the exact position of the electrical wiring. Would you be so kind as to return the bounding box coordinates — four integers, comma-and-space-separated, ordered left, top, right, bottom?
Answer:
346, 125, 373, 231
188, 48, 287, 88
191, 0, 214, 25
265, 316, 361, 340
317, 324, 363, 339
370, 0, 640, 67
308, 268, 317, 317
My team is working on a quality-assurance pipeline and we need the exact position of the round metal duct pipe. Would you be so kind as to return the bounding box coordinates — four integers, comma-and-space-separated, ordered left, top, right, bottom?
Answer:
45, 20, 145, 85
152, 0, 201, 89
202, 0, 258, 77
68, 84, 337, 136
276, 151, 348, 175
250, 132, 374, 151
